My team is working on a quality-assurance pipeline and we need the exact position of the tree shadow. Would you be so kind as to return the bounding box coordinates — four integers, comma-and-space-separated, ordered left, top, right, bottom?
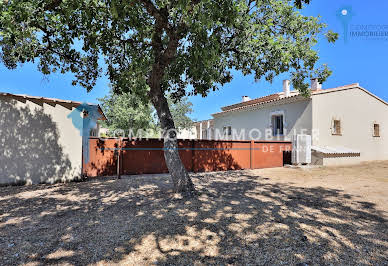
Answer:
83, 138, 117, 176
87, 139, 267, 177
0, 97, 73, 185
0, 170, 387, 265
85, 139, 244, 176
192, 140, 244, 172
86, 138, 291, 177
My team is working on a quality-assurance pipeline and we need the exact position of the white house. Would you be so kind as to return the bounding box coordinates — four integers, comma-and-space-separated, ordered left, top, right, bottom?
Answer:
149, 120, 213, 140
211, 80, 388, 165
0, 92, 106, 185
194, 119, 214, 140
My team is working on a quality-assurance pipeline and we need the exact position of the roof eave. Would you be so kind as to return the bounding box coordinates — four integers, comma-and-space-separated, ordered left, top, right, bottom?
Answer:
212, 95, 309, 117
0, 92, 108, 119
311, 84, 388, 106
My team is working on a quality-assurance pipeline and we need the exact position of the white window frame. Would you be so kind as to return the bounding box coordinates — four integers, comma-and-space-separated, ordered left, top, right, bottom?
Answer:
223, 126, 232, 138
269, 110, 286, 137
272, 115, 284, 136
90, 128, 97, 137
373, 122, 380, 137
332, 119, 342, 135
202, 129, 208, 139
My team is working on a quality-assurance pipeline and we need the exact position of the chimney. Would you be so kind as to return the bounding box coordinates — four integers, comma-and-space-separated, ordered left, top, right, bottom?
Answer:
311, 78, 322, 91
283, 80, 290, 97
242, 96, 251, 102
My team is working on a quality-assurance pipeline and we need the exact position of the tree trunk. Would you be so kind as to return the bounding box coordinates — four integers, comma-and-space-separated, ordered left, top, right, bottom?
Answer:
145, 14, 194, 194
150, 87, 195, 195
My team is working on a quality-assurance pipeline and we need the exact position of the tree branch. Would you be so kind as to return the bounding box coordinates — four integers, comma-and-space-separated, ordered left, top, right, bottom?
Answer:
143, 0, 200, 93
141, 0, 164, 22
141, 0, 175, 37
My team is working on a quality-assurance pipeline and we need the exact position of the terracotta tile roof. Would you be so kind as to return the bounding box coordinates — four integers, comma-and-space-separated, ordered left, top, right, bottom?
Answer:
312, 146, 360, 156
312, 83, 388, 105
311, 83, 359, 95
211, 82, 388, 117
194, 119, 214, 124
212, 93, 302, 117
221, 94, 280, 111
0, 91, 107, 120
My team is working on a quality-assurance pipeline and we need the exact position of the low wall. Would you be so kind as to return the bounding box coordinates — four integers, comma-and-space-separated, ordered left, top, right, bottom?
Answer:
83, 138, 292, 177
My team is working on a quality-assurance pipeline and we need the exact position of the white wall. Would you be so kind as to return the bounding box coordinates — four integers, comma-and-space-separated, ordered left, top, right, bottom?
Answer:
148, 126, 198, 139
312, 88, 388, 162
195, 120, 214, 139
213, 98, 312, 141
177, 126, 197, 139
0, 96, 83, 185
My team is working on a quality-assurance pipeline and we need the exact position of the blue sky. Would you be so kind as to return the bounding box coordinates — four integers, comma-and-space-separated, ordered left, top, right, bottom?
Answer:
1, 0, 387, 121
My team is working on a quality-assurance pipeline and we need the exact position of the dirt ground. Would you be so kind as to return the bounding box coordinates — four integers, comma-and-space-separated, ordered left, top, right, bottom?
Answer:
0, 161, 387, 265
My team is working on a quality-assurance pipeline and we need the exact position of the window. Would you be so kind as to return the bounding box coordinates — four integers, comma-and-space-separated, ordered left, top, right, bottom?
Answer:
202, 129, 208, 139
373, 123, 380, 137
332, 120, 341, 135
272, 115, 284, 136
90, 128, 97, 137
223, 126, 232, 137
209, 128, 214, 140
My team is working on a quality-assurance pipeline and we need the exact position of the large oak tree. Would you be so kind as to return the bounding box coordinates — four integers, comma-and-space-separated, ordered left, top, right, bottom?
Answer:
0, 0, 337, 194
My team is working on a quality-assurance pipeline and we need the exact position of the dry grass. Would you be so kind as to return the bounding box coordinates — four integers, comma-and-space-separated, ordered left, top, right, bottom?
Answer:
0, 161, 387, 265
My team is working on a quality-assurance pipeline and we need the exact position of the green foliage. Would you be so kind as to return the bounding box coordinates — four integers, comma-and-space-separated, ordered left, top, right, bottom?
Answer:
0, 0, 337, 100
98, 90, 155, 133
99, 132, 108, 138
99, 90, 193, 134
163, 95, 194, 131
325, 30, 339, 43
294, 0, 310, 9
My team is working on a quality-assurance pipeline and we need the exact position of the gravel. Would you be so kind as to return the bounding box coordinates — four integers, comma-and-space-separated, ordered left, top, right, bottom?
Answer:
0, 161, 387, 265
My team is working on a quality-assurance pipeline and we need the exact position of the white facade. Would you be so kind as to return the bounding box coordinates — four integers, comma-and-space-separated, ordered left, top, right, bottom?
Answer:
311, 87, 388, 163
195, 119, 214, 139
212, 83, 388, 165
0, 93, 105, 185
213, 97, 312, 141
143, 126, 198, 139
176, 127, 197, 139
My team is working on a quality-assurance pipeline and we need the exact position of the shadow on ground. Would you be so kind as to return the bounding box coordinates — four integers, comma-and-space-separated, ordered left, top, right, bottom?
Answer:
0, 170, 387, 265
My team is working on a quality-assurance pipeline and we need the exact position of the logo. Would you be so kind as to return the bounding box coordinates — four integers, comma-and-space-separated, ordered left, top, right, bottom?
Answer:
68, 103, 102, 164
336, 5, 355, 43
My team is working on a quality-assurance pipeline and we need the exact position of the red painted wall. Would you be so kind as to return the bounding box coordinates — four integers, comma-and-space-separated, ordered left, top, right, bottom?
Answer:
83, 138, 292, 177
